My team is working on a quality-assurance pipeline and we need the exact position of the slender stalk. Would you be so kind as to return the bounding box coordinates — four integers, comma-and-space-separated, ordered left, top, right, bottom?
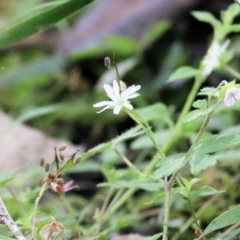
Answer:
0, 198, 26, 240
186, 100, 221, 158
31, 181, 48, 238
60, 194, 83, 237
162, 180, 172, 240
60, 194, 76, 216
96, 188, 114, 233
126, 109, 165, 158
163, 75, 205, 153
187, 198, 199, 228
225, 65, 240, 79
114, 148, 146, 177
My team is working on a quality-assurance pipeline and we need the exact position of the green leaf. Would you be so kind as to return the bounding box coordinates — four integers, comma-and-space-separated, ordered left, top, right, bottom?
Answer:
203, 205, 240, 237
195, 186, 225, 196
192, 99, 207, 110
192, 11, 221, 28
0, 0, 94, 49
168, 66, 200, 82
189, 153, 220, 175
0, 56, 66, 87
182, 107, 213, 123
225, 24, 240, 33
63, 126, 144, 172
0, 236, 16, 240
0, 171, 16, 188
112, 126, 144, 145
98, 179, 163, 192
145, 233, 163, 240
195, 135, 240, 154
136, 103, 171, 123
198, 87, 219, 97
141, 20, 171, 47
221, 3, 240, 25
130, 129, 170, 150
103, 35, 141, 57
154, 153, 186, 178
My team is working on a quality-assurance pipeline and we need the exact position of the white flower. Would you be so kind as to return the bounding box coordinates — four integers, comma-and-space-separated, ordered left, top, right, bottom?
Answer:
93, 80, 141, 114
202, 40, 230, 76
224, 87, 240, 107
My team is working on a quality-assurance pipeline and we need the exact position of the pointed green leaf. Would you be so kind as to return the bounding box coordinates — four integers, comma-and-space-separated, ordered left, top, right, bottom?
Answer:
0, 170, 16, 188
192, 11, 221, 28
98, 179, 163, 192
112, 126, 144, 145
195, 135, 240, 154
154, 153, 186, 178
168, 66, 200, 82
62, 126, 144, 172
136, 103, 171, 123
189, 153, 220, 175
203, 205, 240, 236
145, 233, 163, 240
192, 99, 207, 110
196, 186, 225, 196
221, 3, 240, 25
0, 0, 93, 49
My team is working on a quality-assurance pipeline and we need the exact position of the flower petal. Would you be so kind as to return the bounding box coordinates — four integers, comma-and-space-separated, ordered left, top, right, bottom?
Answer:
121, 85, 141, 99
96, 106, 110, 113
112, 80, 121, 97
104, 84, 116, 101
50, 182, 60, 192
224, 92, 234, 107
93, 101, 113, 107
113, 105, 122, 114
123, 101, 133, 110
233, 88, 240, 100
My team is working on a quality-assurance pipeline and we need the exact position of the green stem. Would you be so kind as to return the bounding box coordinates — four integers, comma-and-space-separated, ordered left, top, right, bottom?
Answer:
60, 193, 84, 237
60, 194, 76, 216
187, 100, 221, 158
162, 181, 172, 240
96, 188, 115, 233
114, 148, 146, 177
163, 75, 205, 153
125, 109, 165, 158
31, 182, 48, 238
109, 189, 135, 215
225, 65, 240, 79
187, 197, 199, 228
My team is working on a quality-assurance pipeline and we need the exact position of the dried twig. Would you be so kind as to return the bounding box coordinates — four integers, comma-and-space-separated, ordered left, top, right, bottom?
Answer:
0, 198, 26, 240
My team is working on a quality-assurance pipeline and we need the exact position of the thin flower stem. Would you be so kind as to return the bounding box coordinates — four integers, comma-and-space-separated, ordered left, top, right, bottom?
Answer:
187, 197, 199, 228
59, 194, 83, 237
31, 181, 48, 238
125, 109, 165, 158
186, 100, 221, 157
163, 75, 205, 153
0, 198, 26, 240
162, 180, 172, 240
225, 65, 240, 79
107, 189, 124, 211
109, 188, 135, 215
59, 194, 76, 216
96, 188, 115, 233
114, 148, 146, 177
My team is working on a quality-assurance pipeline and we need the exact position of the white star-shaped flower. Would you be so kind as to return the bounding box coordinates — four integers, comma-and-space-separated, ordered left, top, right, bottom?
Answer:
93, 80, 141, 114
202, 40, 230, 76
224, 87, 240, 107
